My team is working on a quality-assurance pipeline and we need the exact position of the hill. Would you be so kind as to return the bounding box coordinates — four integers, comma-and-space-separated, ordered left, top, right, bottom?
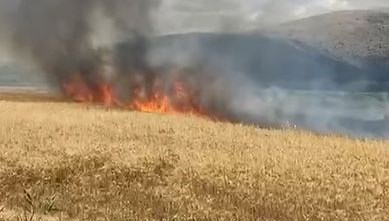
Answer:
145, 32, 386, 92
263, 10, 389, 61
0, 95, 389, 220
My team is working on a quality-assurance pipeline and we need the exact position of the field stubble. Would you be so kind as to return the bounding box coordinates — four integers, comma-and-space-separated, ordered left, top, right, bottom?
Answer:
0, 93, 389, 220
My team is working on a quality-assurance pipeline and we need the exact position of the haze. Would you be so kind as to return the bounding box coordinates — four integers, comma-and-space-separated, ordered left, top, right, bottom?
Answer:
1, 0, 389, 62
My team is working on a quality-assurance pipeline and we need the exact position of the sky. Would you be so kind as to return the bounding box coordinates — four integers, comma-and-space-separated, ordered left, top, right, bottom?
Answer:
1, 0, 389, 63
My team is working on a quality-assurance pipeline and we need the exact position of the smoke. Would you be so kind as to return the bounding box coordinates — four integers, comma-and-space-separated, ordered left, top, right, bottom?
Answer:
0, 0, 388, 139
0, 0, 159, 88
146, 32, 389, 138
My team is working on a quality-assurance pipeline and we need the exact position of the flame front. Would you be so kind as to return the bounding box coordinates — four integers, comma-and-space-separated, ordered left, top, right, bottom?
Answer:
62, 74, 119, 106
62, 73, 208, 118
131, 92, 173, 113
62, 75, 94, 103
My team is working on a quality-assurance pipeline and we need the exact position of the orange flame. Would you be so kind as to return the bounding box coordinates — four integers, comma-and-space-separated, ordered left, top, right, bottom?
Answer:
62, 73, 208, 118
62, 75, 93, 103
95, 83, 120, 106
131, 91, 173, 113
62, 74, 119, 106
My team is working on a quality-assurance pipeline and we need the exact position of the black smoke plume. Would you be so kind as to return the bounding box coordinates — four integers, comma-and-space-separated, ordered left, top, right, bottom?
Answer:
1, 0, 159, 91
0, 0, 389, 139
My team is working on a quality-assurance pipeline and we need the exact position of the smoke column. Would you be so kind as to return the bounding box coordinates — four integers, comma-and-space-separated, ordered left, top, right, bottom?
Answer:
0, 0, 388, 139
0, 0, 159, 89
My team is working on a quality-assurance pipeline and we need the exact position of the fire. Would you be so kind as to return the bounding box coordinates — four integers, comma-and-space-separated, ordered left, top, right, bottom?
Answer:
98, 84, 117, 106
62, 75, 93, 103
131, 90, 173, 113
62, 73, 208, 118
130, 81, 205, 116
62, 74, 119, 106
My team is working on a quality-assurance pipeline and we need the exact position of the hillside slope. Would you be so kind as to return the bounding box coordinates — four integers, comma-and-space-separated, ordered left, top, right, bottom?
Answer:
0, 96, 389, 220
146, 32, 386, 91
264, 10, 389, 61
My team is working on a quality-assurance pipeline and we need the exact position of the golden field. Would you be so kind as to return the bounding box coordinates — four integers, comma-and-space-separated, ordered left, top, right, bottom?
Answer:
1, 93, 389, 221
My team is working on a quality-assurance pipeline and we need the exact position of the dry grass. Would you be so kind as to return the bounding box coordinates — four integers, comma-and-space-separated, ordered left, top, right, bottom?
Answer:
1, 93, 389, 220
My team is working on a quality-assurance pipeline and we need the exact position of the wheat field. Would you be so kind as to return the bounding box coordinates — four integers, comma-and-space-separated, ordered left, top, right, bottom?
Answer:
0, 93, 389, 221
